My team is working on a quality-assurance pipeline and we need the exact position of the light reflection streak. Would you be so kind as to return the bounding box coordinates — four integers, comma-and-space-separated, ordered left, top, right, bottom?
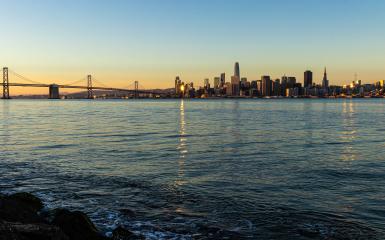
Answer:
340, 100, 358, 161
175, 99, 187, 187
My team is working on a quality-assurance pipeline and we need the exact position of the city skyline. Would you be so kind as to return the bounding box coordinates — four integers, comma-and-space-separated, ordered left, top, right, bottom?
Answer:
2, 0, 385, 94
174, 62, 384, 99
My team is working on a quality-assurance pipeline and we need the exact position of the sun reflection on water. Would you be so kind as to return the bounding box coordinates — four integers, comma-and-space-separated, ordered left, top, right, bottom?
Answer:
340, 100, 358, 161
175, 99, 188, 187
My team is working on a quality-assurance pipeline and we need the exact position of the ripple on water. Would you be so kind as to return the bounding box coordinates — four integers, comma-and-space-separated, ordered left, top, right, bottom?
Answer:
1, 99, 385, 239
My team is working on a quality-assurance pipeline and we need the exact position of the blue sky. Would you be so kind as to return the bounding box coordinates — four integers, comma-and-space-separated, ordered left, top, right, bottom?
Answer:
1, 0, 385, 92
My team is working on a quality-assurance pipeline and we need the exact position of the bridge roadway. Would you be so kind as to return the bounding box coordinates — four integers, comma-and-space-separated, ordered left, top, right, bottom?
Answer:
8, 83, 161, 95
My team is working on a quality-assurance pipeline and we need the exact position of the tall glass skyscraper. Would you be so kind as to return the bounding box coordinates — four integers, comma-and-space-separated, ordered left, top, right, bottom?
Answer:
234, 62, 240, 79
261, 75, 272, 97
304, 70, 313, 88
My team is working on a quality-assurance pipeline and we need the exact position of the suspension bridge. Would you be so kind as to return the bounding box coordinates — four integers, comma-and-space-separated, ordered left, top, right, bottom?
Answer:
1, 67, 167, 99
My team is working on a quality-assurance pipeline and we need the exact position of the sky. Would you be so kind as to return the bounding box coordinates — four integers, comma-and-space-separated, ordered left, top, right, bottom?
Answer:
1, 0, 385, 94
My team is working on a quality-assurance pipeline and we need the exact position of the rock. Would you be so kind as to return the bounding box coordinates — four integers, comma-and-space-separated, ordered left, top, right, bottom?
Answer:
215, 230, 244, 240
52, 209, 107, 240
8, 192, 44, 212
0, 192, 123, 240
0, 220, 69, 240
112, 226, 144, 240
0, 192, 45, 223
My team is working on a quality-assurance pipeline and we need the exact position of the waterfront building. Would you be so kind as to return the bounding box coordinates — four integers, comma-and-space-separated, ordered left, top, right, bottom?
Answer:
250, 80, 258, 96
376, 80, 385, 89
214, 77, 220, 89
220, 73, 226, 88
257, 80, 262, 96
281, 75, 288, 96
225, 82, 232, 96
287, 77, 297, 89
175, 76, 184, 97
240, 77, 248, 95
204, 78, 210, 91
273, 79, 280, 96
261, 76, 272, 97
322, 67, 329, 89
241, 77, 248, 88
234, 62, 240, 80
231, 76, 240, 96
304, 70, 313, 88
286, 88, 293, 97
250, 81, 257, 89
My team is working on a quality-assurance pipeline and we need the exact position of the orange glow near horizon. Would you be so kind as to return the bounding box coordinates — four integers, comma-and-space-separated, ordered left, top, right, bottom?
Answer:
4, 67, 384, 96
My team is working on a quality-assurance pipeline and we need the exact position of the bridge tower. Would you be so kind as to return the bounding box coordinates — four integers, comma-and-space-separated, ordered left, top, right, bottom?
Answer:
87, 75, 93, 99
2, 67, 9, 99
134, 81, 139, 98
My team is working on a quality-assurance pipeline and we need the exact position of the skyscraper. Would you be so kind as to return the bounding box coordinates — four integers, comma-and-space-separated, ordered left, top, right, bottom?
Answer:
304, 70, 313, 88
234, 62, 240, 79
261, 76, 272, 97
281, 75, 288, 96
220, 73, 226, 88
231, 76, 240, 96
175, 76, 182, 95
273, 79, 280, 96
287, 77, 297, 88
322, 67, 329, 89
214, 77, 220, 89
204, 78, 210, 90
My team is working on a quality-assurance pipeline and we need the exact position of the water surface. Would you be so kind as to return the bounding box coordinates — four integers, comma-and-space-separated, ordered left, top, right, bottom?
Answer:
1, 99, 385, 239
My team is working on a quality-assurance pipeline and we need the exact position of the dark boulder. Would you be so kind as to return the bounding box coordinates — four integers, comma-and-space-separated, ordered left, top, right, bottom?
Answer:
8, 192, 44, 212
52, 209, 107, 240
0, 192, 44, 223
0, 220, 69, 240
112, 226, 144, 240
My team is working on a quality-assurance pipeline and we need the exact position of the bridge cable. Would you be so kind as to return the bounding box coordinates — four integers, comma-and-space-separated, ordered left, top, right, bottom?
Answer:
8, 70, 44, 85
66, 77, 86, 86
92, 78, 110, 88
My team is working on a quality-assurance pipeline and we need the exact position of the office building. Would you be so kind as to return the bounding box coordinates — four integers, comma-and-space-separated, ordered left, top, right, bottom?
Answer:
281, 75, 288, 96
214, 77, 220, 89
287, 77, 296, 88
261, 76, 272, 96
304, 70, 313, 88
231, 76, 240, 96
175, 76, 182, 96
234, 62, 240, 79
273, 79, 280, 96
220, 73, 226, 88
204, 78, 210, 90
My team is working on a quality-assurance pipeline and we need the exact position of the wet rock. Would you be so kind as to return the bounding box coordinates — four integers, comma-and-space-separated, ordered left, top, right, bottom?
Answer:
215, 229, 244, 240
52, 209, 107, 240
8, 192, 44, 212
0, 192, 45, 223
112, 226, 144, 240
0, 220, 69, 240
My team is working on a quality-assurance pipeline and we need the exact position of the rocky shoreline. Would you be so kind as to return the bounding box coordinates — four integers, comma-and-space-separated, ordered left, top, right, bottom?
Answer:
0, 192, 143, 240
